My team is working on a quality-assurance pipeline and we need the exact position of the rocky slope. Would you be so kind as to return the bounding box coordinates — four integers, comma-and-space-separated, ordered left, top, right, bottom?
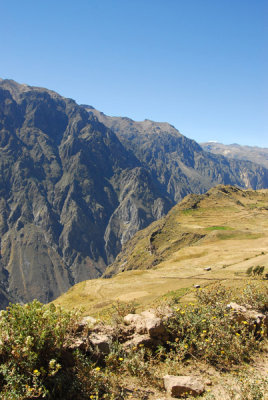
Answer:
0, 78, 268, 307
84, 107, 268, 202
0, 79, 171, 306
201, 142, 268, 169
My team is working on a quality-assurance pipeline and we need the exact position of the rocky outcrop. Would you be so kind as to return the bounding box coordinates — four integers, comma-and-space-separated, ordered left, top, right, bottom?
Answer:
66, 308, 172, 356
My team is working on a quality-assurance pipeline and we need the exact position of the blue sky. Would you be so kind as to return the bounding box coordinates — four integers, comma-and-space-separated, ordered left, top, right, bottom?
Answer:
1, 0, 267, 147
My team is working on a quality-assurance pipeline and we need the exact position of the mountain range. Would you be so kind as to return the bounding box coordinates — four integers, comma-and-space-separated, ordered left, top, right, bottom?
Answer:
201, 142, 268, 169
0, 78, 267, 308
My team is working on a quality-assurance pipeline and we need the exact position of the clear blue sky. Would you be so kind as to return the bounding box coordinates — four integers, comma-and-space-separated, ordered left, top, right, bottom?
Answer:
1, 0, 267, 147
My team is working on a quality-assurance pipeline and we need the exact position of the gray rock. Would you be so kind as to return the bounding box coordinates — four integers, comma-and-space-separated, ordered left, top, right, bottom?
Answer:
145, 316, 166, 338
124, 313, 146, 334
227, 302, 267, 329
123, 334, 155, 349
66, 337, 87, 351
124, 310, 167, 338
76, 316, 97, 332
163, 375, 205, 397
89, 333, 111, 354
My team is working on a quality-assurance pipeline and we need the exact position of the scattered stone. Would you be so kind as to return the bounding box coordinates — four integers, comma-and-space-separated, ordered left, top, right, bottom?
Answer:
145, 316, 166, 338
204, 379, 212, 386
124, 314, 142, 325
227, 302, 267, 330
123, 334, 156, 350
124, 313, 146, 334
76, 316, 97, 332
204, 267, 211, 271
89, 333, 111, 354
194, 284, 200, 288
66, 337, 87, 351
163, 375, 205, 398
124, 310, 168, 338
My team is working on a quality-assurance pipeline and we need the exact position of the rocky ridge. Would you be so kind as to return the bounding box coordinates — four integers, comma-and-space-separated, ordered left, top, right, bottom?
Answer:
201, 142, 268, 169
85, 106, 268, 203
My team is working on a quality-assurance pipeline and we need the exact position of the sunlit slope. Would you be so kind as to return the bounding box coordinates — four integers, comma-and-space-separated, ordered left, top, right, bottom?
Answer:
54, 185, 268, 314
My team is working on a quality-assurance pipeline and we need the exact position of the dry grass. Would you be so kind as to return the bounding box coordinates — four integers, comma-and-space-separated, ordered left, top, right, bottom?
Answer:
53, 187, 268, 317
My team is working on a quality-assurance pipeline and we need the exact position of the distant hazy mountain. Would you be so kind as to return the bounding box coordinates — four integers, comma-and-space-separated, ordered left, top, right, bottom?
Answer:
201, 142, 268, 169
0, 78, 268, 307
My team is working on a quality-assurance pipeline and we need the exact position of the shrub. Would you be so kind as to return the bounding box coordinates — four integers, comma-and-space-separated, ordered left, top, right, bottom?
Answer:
164, 283, 267, 369
0, 300, 81, 399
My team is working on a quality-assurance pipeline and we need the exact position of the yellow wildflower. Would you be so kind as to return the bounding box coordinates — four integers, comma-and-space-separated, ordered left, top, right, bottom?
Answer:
33, 369, 40, 376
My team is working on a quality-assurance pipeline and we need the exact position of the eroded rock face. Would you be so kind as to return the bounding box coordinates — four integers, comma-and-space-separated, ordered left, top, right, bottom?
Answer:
87, 107, 268, 202
0, 80, 171, 306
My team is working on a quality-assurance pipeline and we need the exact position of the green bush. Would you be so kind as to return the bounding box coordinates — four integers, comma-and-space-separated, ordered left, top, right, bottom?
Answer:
0, 300, 81, 399
164, 283, 267, 369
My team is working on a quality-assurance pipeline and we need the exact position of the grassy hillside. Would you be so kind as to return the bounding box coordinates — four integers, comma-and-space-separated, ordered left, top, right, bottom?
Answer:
54, 185, 268, 316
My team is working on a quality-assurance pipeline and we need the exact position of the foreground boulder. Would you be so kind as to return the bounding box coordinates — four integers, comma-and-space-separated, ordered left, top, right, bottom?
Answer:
89, 333, 111, 355
124, 309, 169, 340
163, 375, 205, 398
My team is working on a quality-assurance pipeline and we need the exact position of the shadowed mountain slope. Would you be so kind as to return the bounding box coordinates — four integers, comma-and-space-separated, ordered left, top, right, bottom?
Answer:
0, 79, 171, 306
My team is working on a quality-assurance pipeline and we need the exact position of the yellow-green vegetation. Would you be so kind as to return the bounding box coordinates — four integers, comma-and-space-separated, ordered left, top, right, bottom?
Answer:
0, 301, 79, 399
0, 301, 124, 400
205, 225, 233, 231
165, 282, 267, 368
0, 283, 267, 399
